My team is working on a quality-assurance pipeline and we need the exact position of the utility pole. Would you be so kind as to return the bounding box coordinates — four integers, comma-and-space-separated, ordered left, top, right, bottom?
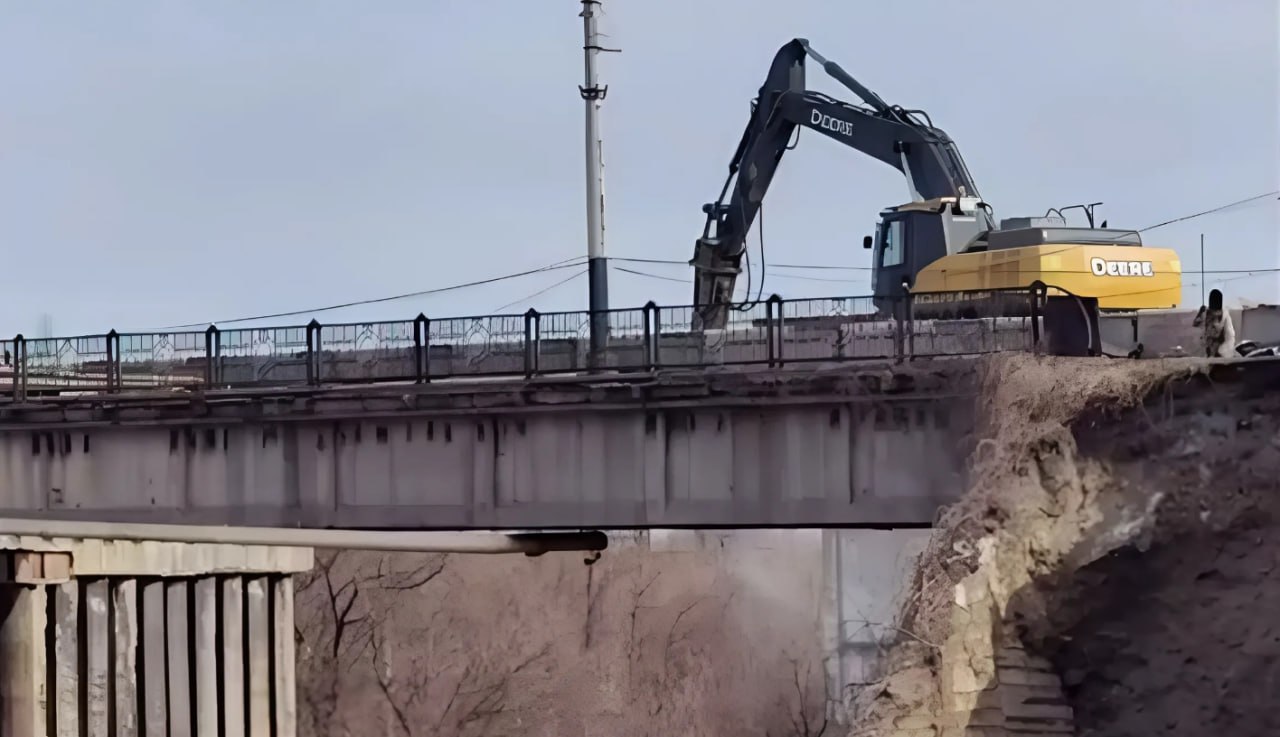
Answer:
579, 0, 618, 369
1200, 233, 1206, 307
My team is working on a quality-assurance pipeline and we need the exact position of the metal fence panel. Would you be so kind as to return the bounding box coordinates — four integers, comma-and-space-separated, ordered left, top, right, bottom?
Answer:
23, 335, 112, 390
215, 326, 311, 387
117, 332, 208, 389
0, 287, 1044, 397
317, 321, 417, 383
427, 314, 526, 377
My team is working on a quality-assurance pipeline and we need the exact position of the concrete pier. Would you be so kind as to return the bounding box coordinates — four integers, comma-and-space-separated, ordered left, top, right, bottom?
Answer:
0, 538, 311, 736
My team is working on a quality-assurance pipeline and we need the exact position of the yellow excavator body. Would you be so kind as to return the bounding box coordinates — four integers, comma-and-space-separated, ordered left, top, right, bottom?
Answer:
911, 243, 1182, 310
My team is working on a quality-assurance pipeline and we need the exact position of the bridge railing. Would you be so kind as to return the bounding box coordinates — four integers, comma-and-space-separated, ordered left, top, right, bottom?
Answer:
0, 287, 1042, 398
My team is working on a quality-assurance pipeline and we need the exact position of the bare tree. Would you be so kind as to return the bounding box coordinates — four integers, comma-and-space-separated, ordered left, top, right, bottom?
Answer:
295, 551, 377, 735
767, 659, 829, 737
371, 622, 550, 737
295, 545, 834, 737
295, 551, 449, 737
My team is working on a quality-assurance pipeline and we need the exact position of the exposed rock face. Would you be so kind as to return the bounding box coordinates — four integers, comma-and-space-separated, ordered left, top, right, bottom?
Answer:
846, 355, 1280, 736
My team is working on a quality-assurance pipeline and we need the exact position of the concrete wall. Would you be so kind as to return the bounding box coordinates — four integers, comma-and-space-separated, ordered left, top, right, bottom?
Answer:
0, 368, 976, 529
0, 541, 310, 736
1100, 304, 1280, 356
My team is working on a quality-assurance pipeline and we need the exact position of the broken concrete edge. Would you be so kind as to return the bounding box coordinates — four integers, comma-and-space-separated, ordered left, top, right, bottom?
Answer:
0, 536, 313, 581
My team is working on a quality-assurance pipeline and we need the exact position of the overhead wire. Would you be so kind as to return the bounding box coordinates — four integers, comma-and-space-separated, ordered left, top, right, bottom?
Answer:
489, 268, 588, 314
613, 266, 689, 284
1138, 191, 1279, 232
611, 256, 872, 271
153, 256, 587, 330
615, 264, 862, 285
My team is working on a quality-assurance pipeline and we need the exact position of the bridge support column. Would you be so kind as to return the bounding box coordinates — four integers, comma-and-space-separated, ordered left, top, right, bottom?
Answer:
822, 529, 933, 724
0, 540, 311, 736
0, 582, 46, 735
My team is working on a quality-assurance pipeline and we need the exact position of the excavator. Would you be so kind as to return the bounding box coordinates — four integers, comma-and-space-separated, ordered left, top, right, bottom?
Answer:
689, 38, 1183, 355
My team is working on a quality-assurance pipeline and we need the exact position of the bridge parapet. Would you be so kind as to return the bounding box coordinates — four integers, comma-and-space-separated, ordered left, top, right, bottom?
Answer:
0, 290, 1037, 398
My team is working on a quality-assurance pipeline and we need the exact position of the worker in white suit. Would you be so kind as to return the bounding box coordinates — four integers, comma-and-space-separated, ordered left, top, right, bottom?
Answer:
1193, 288, 1235, 358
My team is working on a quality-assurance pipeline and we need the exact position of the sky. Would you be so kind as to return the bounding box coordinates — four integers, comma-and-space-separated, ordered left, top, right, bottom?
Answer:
1, 0, 1277, 336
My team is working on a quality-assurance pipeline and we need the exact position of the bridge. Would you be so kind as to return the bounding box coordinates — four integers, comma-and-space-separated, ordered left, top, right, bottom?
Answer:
0, 287, 1175, 735
0, 292, 1033, 528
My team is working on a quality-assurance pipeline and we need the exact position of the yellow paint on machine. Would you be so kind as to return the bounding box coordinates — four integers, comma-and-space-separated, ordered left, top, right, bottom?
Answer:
912, 244, 1182, 309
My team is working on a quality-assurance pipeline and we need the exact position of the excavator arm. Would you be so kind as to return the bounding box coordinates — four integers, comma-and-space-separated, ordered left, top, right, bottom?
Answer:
691, 38, 991, 328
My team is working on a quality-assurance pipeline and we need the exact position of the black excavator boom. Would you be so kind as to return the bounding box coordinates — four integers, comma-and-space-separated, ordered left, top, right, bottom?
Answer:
690, 38, 990, 329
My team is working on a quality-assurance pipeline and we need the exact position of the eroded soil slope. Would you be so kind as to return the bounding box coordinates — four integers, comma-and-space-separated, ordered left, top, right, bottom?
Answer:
853, 355, 1280, 737
1043, 365, 1280, 736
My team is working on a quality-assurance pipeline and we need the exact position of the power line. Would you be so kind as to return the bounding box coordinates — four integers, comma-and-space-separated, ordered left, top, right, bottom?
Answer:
611, 256, 872, 271
613, 266, 688, 284
490, 269, 587, 313
1139, 191, 1279, 232
614, 264, 866, 286
153, 257, 586, 330
772, 262, 873, 271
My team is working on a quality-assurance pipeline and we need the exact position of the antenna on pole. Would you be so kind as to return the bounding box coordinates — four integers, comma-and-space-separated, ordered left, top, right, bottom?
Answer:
579, 0, 620, 370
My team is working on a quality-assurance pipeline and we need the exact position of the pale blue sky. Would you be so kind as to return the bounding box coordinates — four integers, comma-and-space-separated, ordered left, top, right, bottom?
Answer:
1, 0, 1277, 334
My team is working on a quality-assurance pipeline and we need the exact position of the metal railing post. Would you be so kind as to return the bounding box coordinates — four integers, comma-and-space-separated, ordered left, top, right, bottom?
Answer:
1030, 285, 1044, 352
106, 330, 120, 392
204, 326, 219, 387
893, 295, 905, 363
523, 309, 539, 378
413, 313, 428, 383
13, 334, 26, 402
766, 294, 783, 368
642, 301, 656, 372
903, 286, 916, 360
651, 304, 663, 371
305, 319, 322, 386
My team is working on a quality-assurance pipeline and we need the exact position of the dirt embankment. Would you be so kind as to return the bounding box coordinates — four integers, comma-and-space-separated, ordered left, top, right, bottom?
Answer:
849, 354, 1280, 736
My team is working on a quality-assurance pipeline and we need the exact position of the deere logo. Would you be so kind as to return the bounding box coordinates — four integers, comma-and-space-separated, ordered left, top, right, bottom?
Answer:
1090, 257, 1154, 277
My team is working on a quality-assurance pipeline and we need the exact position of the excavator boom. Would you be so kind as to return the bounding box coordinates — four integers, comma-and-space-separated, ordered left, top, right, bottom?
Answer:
691, 38, 990, 327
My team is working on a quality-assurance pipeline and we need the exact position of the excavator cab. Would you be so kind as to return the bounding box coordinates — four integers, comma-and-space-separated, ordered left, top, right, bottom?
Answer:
867, 197, 990, 314
868, 209, 944, 306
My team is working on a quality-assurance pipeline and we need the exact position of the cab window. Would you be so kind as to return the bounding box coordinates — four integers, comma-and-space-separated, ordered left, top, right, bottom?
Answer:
880, 220, 905, 267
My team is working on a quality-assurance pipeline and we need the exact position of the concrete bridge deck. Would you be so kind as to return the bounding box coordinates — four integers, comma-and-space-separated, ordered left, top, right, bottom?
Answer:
0, 361, 979, 529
